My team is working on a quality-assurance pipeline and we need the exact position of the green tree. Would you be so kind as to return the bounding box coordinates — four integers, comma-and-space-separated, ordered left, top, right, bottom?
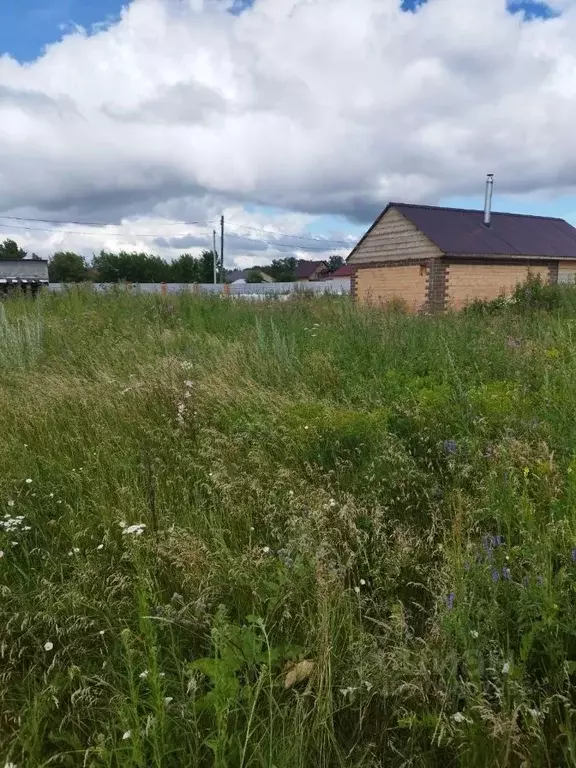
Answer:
49, 252, 88, 283
199, 250, 217, 283
171, 253, 201, 283
0, 239, 26, 260
328, 254, 344, 273
267, 257, 297, 282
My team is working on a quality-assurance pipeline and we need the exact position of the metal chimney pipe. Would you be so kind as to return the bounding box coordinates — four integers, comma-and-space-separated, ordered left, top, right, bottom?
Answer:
484, 173, 494, 227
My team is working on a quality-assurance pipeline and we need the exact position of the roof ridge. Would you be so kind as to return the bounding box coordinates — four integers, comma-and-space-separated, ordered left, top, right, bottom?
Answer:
391, 201, 566, 222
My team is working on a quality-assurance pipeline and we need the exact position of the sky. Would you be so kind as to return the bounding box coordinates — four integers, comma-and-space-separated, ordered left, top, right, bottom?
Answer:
1, 0, 576, 266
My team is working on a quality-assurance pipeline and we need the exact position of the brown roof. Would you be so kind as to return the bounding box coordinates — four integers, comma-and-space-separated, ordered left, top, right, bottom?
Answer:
349, 202, 576, 260
295, 260, 328, 279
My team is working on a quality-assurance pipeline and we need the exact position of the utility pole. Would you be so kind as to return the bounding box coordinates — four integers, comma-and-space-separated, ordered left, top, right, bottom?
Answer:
212, 230, 218, 284
220, 215, 225, 283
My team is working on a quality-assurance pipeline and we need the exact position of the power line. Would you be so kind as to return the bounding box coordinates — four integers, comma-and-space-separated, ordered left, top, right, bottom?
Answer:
226, 220, 352, 245
225, 231, 350, 252
0, 213, 216, 228
0, 221, 214, 239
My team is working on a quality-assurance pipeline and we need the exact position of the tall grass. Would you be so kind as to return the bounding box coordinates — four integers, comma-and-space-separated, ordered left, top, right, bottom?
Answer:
1, 288, 576, 766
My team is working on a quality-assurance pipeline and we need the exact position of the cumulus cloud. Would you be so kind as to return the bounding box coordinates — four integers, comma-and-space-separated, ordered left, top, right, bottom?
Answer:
1, 0, 576, 262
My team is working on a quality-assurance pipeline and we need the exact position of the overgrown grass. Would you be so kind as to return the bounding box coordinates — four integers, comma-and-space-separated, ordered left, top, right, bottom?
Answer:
2, 288, 576, 766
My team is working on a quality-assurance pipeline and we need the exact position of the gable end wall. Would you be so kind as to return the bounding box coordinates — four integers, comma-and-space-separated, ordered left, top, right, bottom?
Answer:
348, 207, 443, 265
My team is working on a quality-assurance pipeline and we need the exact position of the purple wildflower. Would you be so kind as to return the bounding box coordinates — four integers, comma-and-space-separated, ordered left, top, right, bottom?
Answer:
446, 592, 455, 610
537, 576, 544, 586
443, 440, 458, 455
522, 576, 529, 587
494, 535, 505, 547
502, 567, 512, 581
571, 548, 576, 563
464, 561, 471, 572
492, 569, 500, 583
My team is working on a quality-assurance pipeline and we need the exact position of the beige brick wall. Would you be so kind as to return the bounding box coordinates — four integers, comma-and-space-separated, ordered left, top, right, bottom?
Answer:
348, 207, 442, 265
447, 263, 549, 310
558, 260, 576, 285
355, 265, 428, 311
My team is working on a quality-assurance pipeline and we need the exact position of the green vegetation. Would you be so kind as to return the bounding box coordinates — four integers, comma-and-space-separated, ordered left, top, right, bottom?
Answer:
2, 288, 576, 766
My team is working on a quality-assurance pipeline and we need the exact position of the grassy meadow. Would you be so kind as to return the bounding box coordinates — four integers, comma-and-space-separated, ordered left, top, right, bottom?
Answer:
2, 286, 576, 766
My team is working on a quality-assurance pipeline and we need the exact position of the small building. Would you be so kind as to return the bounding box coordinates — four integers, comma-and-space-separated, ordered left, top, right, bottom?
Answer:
295, 260, 330, 282
226, 269, 275, 284
0, 258, 49, 295
347, 184, 576, 311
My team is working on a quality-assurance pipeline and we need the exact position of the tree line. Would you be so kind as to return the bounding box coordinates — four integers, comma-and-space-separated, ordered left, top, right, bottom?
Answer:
0, 239, 345, 283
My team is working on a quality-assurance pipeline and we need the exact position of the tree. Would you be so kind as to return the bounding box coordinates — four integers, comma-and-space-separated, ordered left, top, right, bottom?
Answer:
198, 250, 217, 283
49, 252, 88, 283
267, 256, 297, 282
171, 253, 201, 283
328, 254, 345, 273
0, 239, 26, 260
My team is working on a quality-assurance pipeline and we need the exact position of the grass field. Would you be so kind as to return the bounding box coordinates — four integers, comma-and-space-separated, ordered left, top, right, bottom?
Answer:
2, 287, 576, 767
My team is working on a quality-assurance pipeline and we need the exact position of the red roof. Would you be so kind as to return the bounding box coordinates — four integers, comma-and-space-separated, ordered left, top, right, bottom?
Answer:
331, 264, 356, 277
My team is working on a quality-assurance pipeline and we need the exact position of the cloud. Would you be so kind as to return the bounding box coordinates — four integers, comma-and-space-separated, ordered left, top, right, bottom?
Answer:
2, 0, 576, 262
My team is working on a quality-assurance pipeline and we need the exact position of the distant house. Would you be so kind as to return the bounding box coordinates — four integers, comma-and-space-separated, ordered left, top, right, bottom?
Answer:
0, 258, 49, 294
226, 269, 275, 284
295, 260, 330, 281
348, 186, 576, 310
329, 264, 356, 279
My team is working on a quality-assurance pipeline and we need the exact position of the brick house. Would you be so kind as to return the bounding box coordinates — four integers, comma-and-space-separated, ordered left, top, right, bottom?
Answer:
347, 201, 576, 311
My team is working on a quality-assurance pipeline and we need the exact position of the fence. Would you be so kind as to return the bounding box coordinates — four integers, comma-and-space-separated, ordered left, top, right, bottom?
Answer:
47, 279, 351, 296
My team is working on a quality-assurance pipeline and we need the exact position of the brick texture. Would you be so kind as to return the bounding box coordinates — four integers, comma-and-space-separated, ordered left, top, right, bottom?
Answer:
355, 264, 428, 311
558, 260, 576, 285
447, 263, 549, 310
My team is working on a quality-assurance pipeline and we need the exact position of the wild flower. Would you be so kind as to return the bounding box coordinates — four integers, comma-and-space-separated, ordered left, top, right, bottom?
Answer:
443, 439, 457, 455
339, 687, 356, 698
502, 567, 512, 581
49, 493, 54, 498
4, 761, 17, 768
446, 592, 455, 610
97, 544, 104, 551
184, 380, 193, 388
329, 498, 337, 507
452, 712, 466, 723
98, 630, 105, 636
44, 641, 54, 651
470, 630, 479, 639
0, 551, 3, 559
25, 478, 32, 484
0, 515, 28, 533
571, 547, 576, 563
68, 547, 80, 556
502, 662, 510, 674
7, 500, 14, 507
354, 586, 361, 594
492, 569, 500, 583
122, 731, 131, 740
139, 670, 149, 679
164, 697, 173, 705
360, 579, 366, 586
121, 523, 146, 536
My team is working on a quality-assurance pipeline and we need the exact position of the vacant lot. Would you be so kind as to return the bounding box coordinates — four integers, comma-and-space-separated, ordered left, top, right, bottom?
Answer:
1, 289, 576, 767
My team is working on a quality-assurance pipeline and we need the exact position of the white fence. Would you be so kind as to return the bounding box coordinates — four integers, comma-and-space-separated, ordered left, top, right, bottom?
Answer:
47, 279, 351, 296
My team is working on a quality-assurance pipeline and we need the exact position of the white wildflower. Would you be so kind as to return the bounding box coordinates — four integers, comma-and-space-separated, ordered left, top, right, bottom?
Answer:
122, 523, 146, 536
184, 380, 193, 388
159, 672, 166, 678
262, 546, 270, 554
49, 493, 54, 498
304, 425, 309, 430
528, 708, 541, 719
329, 499, 337, 507
44, 641, 54, 651
4, 761, 17, 768
96, 544, 104, 551
502, 662, 510, 674
139, 670, 149, 679
364, 681, 373, 692
360, 579, 366, 586
452, 712, 466, 723
470, 630, 479, 639
25, 479, 32, 484
7, 500, 14, 507
339, 686, 356, 698
122, 731, 131, 740
164, 697, 173, 705
98, 630, 105, 636
354, 586, 361, 594
0, 551, 4, 559
249, 526, 255, 532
